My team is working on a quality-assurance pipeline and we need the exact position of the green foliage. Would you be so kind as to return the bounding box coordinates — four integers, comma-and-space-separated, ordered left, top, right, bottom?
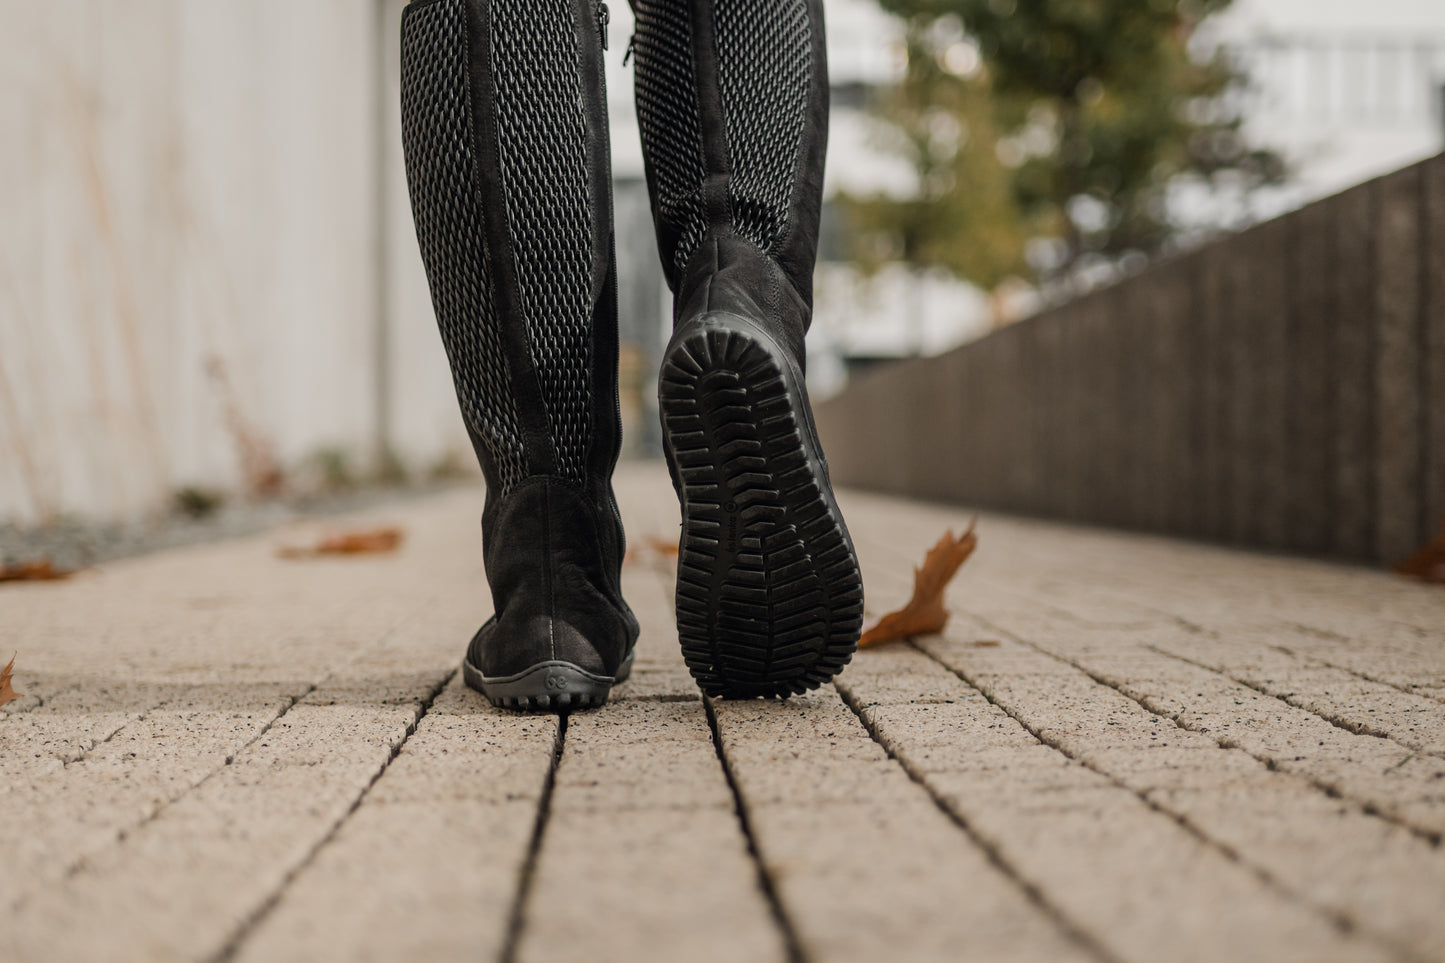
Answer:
308, 446, 358, 494
172, 486, 226, 520
845, 26, 1030, 290
373, 447, 411, 487
842, 0, 1283, 289
426, 448, 473, 483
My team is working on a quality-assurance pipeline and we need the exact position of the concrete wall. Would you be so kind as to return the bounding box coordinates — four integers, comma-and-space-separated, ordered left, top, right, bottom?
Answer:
0, 0, 468, 526
815, 153, 1445, 566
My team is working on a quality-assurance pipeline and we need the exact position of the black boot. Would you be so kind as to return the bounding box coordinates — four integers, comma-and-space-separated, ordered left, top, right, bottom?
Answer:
632, 0, 864, 698
400, 0, 637, 710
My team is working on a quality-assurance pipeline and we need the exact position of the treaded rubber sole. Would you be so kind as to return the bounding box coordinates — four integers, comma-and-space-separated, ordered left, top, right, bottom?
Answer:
464, 653, 634, 711
659, 313, 864, 699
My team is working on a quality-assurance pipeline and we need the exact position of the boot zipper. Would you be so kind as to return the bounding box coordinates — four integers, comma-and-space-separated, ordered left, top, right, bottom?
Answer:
590, 0, 626, 569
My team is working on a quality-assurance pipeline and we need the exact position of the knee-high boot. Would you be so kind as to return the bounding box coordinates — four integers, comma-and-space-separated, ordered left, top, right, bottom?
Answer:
400, 0, 637, 709
632, 0, 864, 697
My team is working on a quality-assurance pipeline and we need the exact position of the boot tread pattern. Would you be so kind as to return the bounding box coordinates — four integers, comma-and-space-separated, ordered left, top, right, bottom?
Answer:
660, 325, 863, 699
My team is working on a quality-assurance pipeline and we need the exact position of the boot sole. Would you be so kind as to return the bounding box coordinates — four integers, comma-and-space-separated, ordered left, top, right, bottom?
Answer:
659, 313, 864, 699
465, 653, 634, 711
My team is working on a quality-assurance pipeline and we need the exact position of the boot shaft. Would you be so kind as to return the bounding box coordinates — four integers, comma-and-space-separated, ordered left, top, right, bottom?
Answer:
632, 0, 830, 319
400, 0, 621, 494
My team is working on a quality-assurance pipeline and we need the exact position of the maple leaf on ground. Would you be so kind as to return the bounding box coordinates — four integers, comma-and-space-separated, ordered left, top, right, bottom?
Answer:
278, 527, 405, 559
1395, 519, 1445, 585
859, 521, 978, 648
0, 559, 78, 583
0, 654, 22, 710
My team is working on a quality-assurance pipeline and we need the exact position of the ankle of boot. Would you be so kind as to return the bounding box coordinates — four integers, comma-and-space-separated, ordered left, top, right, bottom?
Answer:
675, 234, 810, 368
475, 476, 636, 677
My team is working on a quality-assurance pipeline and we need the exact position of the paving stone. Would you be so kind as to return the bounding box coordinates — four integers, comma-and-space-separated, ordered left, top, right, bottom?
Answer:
518, 507, 786, 963
895, 571, 1445, 841
0, 680, 305, 910
5, 467, 1445, 963
712, 693, 1095, 963
236, 675, 556, 962
9, 669, 450, 962
924, 631, 1445, 960
521, 701, 780, 963
841, 642, 1400, 963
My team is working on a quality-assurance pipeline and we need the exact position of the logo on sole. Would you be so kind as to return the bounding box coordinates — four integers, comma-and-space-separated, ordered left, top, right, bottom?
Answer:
545, 673, 571, 691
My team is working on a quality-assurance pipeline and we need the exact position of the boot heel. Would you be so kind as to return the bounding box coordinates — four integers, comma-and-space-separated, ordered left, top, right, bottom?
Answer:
467, 652, 634, 711
659, 315, 863, 698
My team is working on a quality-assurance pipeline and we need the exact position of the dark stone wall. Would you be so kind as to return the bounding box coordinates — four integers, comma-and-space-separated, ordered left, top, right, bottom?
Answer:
815, 153, 1445, 565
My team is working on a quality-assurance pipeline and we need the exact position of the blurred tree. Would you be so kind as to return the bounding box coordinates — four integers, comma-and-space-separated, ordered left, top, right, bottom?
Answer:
843, 0, 1284, 298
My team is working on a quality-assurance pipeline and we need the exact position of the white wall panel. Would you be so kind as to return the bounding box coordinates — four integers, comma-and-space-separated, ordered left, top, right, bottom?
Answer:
0, 0, 468, 526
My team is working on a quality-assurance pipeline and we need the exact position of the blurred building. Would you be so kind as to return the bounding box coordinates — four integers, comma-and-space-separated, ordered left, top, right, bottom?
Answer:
1220, 0, 1445, 205
799, 0, 1445, 386
2, 0, 1441, 525
1, 2, 426, 527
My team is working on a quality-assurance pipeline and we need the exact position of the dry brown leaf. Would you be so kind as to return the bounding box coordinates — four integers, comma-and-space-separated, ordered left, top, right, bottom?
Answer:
1395, 519, 1445, 584
0, 654, 22, 709
0, 559, 78, 583
624, 535, 680, 566
859, 521, 978, 648
278, 527, 405, 559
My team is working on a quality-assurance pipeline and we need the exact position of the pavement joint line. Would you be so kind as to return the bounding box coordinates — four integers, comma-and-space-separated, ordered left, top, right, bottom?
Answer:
969, 613, 1445, 849
1385, 752, 1419, 774
221, 682, 322, 766
500, 709, 567, 963
703, 696, 806, 963
1033, 601, 1160, 633
614, 692, 702, 703
1282, 612, 1443, 646
1, 680, 77, 716
58, 696, 172, 767
831, 679, 1121, 963
1268, 618, 1443, 693
39, 681, 322, 899
1049, 576, 1445, 711
1270, 642, 1445, 708
210, 666, 457, 963
1033, 583, 1445, 709
1140, 600, 1445, 709
912, 636, 1388, 951
1143, 644, 1444, 757
35, 591, 448, 905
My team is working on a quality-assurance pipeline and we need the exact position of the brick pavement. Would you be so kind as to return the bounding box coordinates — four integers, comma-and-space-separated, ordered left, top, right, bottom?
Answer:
3, 461, 1442, 962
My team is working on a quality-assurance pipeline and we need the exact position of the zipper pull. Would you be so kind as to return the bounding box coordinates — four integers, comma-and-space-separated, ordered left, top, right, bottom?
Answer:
596, 1, 610, 50
623, 34, 635, 67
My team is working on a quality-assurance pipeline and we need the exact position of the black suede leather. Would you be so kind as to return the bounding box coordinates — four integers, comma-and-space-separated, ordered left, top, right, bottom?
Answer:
468, 476, 637, 678
675, 234, 810, 375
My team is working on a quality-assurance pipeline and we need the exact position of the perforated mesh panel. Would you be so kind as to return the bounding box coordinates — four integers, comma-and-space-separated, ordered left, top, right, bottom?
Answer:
715, 0, 811, 254
491, 0, 595, 485
632, 2, 709, 278
634, 0, 813, 272
400, 0, 527, 492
